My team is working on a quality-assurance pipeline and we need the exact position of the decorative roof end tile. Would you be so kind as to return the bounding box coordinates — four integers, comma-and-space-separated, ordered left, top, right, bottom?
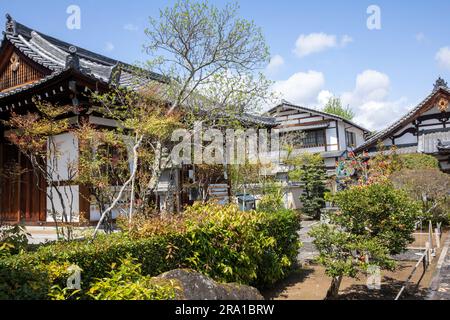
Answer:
5, 14, 17, 36
434, 77, 448, 91
65, 45, 80, 70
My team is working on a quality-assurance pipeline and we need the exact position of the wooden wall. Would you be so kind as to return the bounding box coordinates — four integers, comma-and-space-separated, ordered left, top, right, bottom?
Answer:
0, 50, 44, 93
0, 141, 46, 224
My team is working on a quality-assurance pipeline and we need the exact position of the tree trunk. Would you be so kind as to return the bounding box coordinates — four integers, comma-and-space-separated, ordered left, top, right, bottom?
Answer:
325, 276, 343, 300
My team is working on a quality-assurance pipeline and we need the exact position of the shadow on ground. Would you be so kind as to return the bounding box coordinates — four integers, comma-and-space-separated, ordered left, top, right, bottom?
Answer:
337, 275, 430, 300
263, 265, 315, 300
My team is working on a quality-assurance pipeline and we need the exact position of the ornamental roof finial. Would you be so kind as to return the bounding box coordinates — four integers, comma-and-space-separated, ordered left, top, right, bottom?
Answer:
5, 13, 17, 36
65, 46, 80, 70
434, 77, 448, 90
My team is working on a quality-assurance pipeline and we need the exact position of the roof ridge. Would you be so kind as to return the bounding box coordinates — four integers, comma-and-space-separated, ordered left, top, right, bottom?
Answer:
269, 101, 369, 132
354, 84, 450, 152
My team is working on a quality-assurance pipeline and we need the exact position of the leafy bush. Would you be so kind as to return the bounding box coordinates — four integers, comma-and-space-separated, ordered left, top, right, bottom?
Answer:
87, 256, 178, 300
0, 203, 300, 299
391, 168, 450, 225
330, 182, 420, 254
399, 153, 439, 170
0, 225, 30, 257
311, 182, 419, 299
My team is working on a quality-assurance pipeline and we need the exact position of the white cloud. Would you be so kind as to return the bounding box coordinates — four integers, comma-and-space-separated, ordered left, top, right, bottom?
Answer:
317, 90, 334, 106
340, 35, 353, 47
352, 98, 409, 131
272, 71, 325, 106
269, 69, 409, 131
294, 33, 336, 57
104, 42, 115, 52
340, 70, 409, 131
436, 47, 450, 70
124, 23, 139, 32
293, 33, 353, 57
266, 55, 285, 74
416, 32, 425, 42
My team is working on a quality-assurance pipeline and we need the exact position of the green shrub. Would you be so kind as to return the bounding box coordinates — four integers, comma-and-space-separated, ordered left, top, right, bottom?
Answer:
330, 182, 420, 254
87, 256, 178, 300
0, 203, 300, 299
0, 225, 30, 257
399, 153, 439, 170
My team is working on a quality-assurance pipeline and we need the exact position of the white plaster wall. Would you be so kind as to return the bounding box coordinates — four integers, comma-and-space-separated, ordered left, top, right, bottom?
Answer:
46, 185, 80, 222
47, 132, 78, 182
337, 121, 347, 150
395, 132, 417, 145
326, 127, 339, 151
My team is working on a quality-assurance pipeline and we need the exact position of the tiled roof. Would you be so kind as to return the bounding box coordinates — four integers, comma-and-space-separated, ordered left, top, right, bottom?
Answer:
354, 80, 450, 152
1, 15, 276, 127
1, 14, 164, 94
267, 101, 370, 133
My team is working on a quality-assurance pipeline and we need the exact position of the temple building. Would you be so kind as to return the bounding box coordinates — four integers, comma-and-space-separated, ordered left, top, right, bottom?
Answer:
1, 15, 448, 225
265, 102, 369, 209
354, 78, 450, 173
0, 15, 274, 225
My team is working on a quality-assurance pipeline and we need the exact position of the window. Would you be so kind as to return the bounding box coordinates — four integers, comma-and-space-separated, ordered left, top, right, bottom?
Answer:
346, 131, 357, 148
301, 130, 326, 148
280, 129, 326, 148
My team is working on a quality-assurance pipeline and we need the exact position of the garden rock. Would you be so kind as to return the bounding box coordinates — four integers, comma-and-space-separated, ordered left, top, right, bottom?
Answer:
157, 269, 264, 300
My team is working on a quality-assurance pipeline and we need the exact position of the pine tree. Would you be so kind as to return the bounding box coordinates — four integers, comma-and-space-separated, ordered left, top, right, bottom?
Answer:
288, 153, 329, 219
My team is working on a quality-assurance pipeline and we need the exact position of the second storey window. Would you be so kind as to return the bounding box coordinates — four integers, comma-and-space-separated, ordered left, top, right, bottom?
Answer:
301, 129, 326, 148
346, 131, 357, 148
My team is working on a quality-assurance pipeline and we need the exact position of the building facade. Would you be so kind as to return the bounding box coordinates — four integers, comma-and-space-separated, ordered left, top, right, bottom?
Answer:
354, 78, 450, 173
265, 102, 369, 209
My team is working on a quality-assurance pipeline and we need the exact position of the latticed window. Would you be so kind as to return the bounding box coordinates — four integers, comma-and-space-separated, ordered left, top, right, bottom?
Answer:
346, 131, 356, 148
301, 129, 325, 148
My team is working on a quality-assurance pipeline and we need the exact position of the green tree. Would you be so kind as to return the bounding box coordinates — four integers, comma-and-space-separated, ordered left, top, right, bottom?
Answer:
323, 97, 354, 121
143, 0, 275, 211
391, 168, 450, 225
309, 224, 395, 299
287, 153, 329, 219
311, 182, 419, 299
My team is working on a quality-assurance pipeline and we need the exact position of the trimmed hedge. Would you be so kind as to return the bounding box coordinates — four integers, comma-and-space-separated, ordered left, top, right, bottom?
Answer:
0, 203, 300, 300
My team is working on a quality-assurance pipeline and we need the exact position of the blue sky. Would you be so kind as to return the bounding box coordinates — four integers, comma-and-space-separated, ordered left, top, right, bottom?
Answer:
2, 1, 450, 130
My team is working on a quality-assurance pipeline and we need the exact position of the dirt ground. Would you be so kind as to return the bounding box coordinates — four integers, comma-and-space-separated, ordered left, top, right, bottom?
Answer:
263, 231, 449, 300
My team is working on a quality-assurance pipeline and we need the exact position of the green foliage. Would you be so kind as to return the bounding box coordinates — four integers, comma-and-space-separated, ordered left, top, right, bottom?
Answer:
310, 224, 395, 279
322, 97, 354, 121
311, 182, 419, 298
182, 203, 301, 287
391, 168, 450, 225
257, 182, 285, 213
329, 183, 419, 254
0, 203, 300, 299
399, 153, 439, 170
0, 225, 30, 257
287, 153, 329, 219
87, 256, 178, 300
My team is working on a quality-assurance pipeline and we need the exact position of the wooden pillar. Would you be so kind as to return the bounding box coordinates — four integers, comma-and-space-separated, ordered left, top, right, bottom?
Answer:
16, 149, 21, 223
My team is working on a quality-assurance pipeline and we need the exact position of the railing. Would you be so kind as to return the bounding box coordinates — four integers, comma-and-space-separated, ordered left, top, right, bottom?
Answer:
394, 221, 443, 300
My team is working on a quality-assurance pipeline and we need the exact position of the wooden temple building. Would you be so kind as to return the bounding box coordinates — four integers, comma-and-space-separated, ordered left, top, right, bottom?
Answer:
0, 14, 448, 225
354, 78, 450, 173
0, 15, 274, 225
